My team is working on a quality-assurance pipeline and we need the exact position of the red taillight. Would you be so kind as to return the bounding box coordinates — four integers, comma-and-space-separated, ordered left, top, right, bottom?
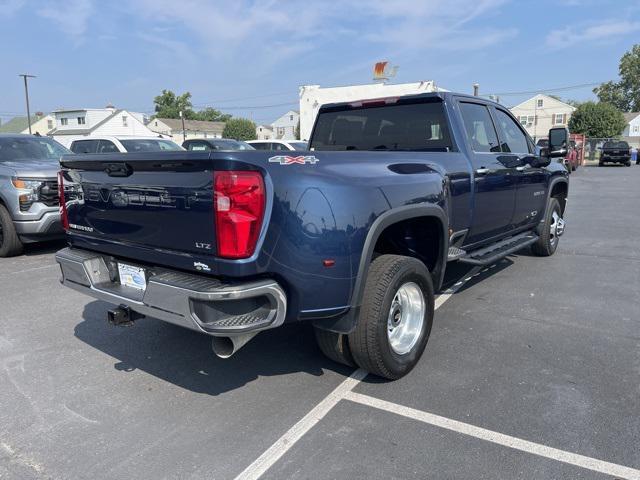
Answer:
57, 170, 69, 231
214, 170, 265, 259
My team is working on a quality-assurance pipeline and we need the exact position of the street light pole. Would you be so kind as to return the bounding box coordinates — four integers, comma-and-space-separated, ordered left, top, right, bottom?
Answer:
179, 110, 186, 142
19, 74, 36, 134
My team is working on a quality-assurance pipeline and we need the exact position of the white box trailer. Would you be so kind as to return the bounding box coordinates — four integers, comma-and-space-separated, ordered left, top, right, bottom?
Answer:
299, 81, 443, 141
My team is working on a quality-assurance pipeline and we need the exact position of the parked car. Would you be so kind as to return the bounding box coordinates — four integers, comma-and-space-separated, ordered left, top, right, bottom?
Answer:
182, 138, 255, 151
56, 92, 569, 379
0, 134, 70, 257
247, 139, 308, 151
70, 136, 183, 154
599, 140, 632, 166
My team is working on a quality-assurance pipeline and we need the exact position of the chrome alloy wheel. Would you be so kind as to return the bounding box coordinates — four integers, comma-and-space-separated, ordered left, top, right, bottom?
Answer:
387, 282, 425, 355
550, 210, 565, 247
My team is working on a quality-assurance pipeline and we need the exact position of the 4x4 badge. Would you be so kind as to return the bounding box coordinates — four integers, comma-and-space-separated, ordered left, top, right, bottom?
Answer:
268, 155, 319, 165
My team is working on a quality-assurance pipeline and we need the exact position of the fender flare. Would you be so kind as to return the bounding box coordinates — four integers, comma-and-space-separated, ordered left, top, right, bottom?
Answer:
547, 176, 569, 212
313, 203, 449, 334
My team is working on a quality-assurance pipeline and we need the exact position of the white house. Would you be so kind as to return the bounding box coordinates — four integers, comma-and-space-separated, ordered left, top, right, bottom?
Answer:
510, 94, 576, 140
148, 118, 225, 142
50, 107, 156, 147
299, 81, 442, 140
271, 110, 299, 140
622, 112, 640, 137
20, 113, 56, 136
256, 124, 274, 140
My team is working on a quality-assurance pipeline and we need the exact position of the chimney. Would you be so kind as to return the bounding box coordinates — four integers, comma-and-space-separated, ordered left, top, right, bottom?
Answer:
473, 83, 479, 96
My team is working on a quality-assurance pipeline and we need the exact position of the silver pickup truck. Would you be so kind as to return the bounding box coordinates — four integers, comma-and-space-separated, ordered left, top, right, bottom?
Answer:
0, 134, 68, 256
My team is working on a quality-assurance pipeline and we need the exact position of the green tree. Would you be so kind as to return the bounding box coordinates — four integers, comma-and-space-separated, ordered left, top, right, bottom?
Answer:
568, 102, 626, 160
593, 44, 640, 112
153, 90, 196, 119
194, 107, 232, 122
222, 118, 257, 141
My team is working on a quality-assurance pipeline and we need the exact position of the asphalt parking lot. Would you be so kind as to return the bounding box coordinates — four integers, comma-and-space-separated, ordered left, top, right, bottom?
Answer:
1, 164, 639, 480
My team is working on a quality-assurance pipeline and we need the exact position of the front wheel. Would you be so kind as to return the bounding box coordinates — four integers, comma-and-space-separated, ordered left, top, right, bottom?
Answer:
0, 204, 23, 257
348, 255, 434, 380
532, 198, 564, 257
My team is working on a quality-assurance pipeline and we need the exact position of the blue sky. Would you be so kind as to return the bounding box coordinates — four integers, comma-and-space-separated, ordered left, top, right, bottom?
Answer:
1, 0, 639, 125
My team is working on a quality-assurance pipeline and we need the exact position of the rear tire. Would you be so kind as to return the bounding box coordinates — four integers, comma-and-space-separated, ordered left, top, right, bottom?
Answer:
0, 204, 23, 257
532, 198, 563, 257
314, 327, 354, 367
348, 255, 434, 380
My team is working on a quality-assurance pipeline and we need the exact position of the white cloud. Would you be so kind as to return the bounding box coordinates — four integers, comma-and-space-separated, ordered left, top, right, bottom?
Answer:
127, 0, 515, 69
546, 20, 640, 49
37, 0, 93, 44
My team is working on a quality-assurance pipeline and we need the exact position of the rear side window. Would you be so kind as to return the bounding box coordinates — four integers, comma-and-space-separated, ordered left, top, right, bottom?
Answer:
459, 103, 500, 153
71, 140, 99, 154
494, 109, 530, 154
250, 143, 268, 150
310, 100, 453, 152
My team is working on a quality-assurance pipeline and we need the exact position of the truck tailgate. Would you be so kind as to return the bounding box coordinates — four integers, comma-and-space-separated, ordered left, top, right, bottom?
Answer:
61, 152, 218, 257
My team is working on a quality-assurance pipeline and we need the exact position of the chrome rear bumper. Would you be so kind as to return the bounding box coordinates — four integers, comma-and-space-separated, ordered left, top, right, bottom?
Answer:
55, 247, 287, 336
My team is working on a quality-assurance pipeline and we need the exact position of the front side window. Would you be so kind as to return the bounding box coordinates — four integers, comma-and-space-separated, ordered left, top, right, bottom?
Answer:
494, 109, 530, 154
310, 100, 453, 152
97, 140, 119, 153
71, 140, 99, 154
459, 102, 500, 153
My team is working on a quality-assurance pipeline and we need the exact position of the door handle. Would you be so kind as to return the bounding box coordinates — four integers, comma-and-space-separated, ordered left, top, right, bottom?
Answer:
476, 168, 490, 175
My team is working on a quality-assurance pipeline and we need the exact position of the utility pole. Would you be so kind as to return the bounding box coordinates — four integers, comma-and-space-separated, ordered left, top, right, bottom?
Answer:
179, 110, 186, 142
19, 74, 36, 134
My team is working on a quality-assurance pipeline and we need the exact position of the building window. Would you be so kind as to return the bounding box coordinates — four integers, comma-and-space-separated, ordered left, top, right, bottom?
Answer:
60, 118, 68, 126
77, 116, 86, 125
47, 119, 53, 129
278, 127, 285, 137
154, 121, 158, 126
289, 115, 293, 121
553, 113, 565, 125
634, 125, 639, 133
122, 115, 128, 127
537, 99, 543, 108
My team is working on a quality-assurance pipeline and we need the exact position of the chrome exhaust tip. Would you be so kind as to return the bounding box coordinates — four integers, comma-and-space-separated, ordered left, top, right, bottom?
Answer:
211, 333, 258, 359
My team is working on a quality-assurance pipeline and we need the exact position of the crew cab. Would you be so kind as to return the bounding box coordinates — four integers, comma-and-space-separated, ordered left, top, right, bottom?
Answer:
55, 92, 569, 379
0, 134, 69, 256
599, 140, 632, 166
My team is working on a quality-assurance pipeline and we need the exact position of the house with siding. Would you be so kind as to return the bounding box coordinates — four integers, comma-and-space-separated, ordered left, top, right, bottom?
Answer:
271, 110, 299, 140
510, 94, 576, 141
0, 113, 55, 136
622, 112, 640, 137
148, 118, 225, 142
49, 108, 155, 147
256, 124, 274, 140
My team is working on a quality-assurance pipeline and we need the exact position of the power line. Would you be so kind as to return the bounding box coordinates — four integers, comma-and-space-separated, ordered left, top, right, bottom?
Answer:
486, 81, 607, 97
192, 90, 295, 107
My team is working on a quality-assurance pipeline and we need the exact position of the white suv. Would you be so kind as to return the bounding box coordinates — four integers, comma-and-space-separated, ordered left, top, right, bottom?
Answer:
70, 136, 183, 154
247, 140, 308, 151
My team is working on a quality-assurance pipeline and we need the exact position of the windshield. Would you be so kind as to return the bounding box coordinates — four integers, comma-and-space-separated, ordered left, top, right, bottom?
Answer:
289, 142, 308, 150
119, 139, 183, 152
310, 100, 453, 152
0, 136, 70, 162
603, 141, 629, 149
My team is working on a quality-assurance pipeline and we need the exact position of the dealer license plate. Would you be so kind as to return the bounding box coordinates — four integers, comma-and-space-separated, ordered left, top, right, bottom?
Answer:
117, 263, 147, 291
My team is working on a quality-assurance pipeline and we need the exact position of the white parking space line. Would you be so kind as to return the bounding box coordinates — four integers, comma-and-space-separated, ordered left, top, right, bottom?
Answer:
234, 368, 368, 480
234, 266, 482, 480
344, 391, 640, 480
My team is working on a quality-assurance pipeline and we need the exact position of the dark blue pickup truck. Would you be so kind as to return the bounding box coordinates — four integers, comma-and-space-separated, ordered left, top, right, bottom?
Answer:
55, 92, 569, 379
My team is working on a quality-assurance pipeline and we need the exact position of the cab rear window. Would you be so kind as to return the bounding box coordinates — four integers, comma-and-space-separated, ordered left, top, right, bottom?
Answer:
310, 100, 453, 152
